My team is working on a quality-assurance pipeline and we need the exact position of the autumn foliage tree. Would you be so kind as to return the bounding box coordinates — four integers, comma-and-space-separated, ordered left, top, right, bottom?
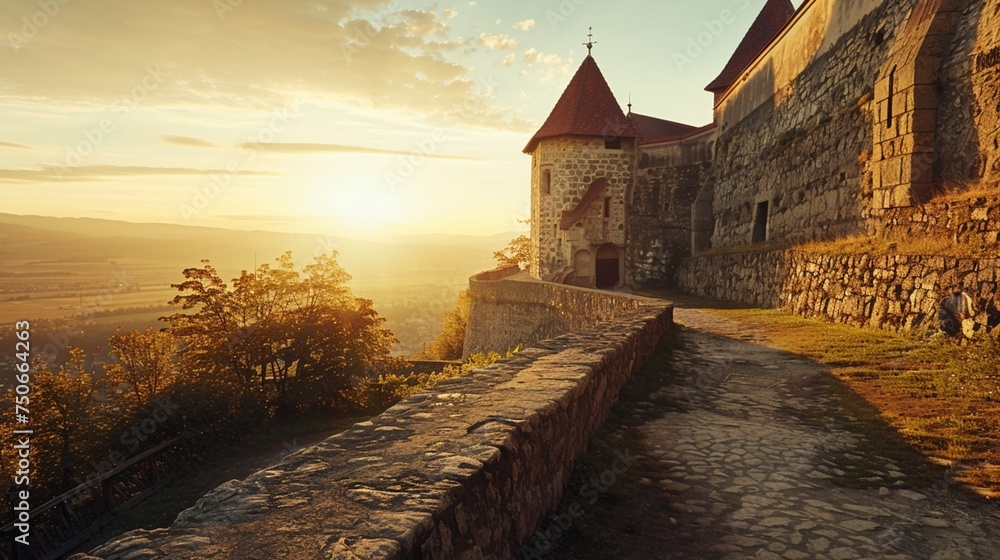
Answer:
415, 290, 471, 360
29, 349, 109, 491
104, 327, 177, 413
493, 224, 533, 270
165, 251, 399, 415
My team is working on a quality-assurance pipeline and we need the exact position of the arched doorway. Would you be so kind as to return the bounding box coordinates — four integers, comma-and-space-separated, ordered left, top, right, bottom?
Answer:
595, 243, 620, 289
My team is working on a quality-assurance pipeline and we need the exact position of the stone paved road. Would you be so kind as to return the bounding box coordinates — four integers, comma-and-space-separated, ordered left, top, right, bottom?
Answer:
545, 308, 1000, 560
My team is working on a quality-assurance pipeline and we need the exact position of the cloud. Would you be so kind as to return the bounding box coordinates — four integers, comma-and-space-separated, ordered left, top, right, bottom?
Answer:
443, 8, 458, 18
244, 142, 478, 160
543, 66, 570, 81
0, 0, 530, 131
162, 135, 218, 148
0, 141, 32, 150
0, 164, 275, 183
479, 32, 517, 50
513, 19, 535, 31
523, 48, 561, 65
502, 53, 515, 66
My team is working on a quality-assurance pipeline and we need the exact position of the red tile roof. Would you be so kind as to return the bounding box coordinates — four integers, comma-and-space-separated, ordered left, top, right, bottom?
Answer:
524, 56, 640, 153
559, 177, 608, 230
639, 122, 719, 146
705, 0, 796, 94
630, 113, 698, 144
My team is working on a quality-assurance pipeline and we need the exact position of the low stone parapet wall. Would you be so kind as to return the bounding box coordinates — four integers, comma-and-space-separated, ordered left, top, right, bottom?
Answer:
72, 277, 672, 560
463, 267, 658, 359
679, 250, 999, 332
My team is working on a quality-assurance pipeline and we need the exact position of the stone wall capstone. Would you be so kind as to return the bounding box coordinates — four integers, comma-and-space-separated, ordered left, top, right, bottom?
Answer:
71, 276, 672, 560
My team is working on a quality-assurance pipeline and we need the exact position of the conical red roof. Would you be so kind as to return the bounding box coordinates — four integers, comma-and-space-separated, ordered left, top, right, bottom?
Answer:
524, 56, 640, 153
705, 0, 796, 94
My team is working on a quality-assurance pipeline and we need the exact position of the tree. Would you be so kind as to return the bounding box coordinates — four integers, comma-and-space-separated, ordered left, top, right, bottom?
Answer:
30, 348, 109, 491
415, 290, 471, 360
494, 221, 533, 269
104, 328, 177, 413
165, 251, 398, 415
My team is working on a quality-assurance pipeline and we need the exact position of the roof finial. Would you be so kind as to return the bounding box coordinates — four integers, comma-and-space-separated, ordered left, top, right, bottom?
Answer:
584, 27, 596, 56
627, 92, 632, 116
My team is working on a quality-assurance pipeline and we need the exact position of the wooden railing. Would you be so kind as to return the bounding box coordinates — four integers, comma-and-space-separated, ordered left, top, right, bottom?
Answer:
1, 438, 186, 560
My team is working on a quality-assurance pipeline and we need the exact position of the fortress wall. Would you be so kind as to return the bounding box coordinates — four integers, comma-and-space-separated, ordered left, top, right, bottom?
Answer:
463, 267, 660, 359
74, 275, 672, 560
629, 162, 712, 286
715, 0, 885, 130
679, 250, 999, 332
709, 0, 914, 250
871, 192, 1000, 245
937, 0, 1000, 186
627, 130, 718, 286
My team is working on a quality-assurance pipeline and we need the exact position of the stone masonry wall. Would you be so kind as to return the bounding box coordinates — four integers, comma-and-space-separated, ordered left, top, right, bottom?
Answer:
531, 136, 635, 283
72, 276, 673, 560
936, 0, 1000, 187
709, 0, 914, 250
463, 267, 657, 359
678, 250, 999, 332
628, 132, 716, 286
870, 190, 1000, 245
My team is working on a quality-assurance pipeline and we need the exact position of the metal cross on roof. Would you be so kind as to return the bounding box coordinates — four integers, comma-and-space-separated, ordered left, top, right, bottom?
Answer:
584, 27, 596, 56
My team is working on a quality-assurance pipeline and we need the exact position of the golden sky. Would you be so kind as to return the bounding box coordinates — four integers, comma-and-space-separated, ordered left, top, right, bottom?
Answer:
0, 0, 800, 239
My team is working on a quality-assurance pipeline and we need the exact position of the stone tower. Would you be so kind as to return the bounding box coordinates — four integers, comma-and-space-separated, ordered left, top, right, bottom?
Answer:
523, 54, 640, 289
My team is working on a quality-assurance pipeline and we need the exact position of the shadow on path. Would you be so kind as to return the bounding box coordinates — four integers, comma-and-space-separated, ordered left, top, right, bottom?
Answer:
524, 308, 999, 560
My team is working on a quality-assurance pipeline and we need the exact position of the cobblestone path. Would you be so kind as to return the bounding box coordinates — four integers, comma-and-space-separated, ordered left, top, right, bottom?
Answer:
544, 308, 1000, 560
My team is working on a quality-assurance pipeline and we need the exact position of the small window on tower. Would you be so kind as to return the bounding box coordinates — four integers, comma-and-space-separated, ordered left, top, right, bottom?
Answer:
604, 197, 611, 218
541, 169, 552, 195
604, 137, 622, 150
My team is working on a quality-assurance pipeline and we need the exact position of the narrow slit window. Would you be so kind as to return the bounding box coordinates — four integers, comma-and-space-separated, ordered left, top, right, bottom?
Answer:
752, 201, 769, 244
887, 66, 896, 128
604, 197, 611, 218
541, 169, 552, 195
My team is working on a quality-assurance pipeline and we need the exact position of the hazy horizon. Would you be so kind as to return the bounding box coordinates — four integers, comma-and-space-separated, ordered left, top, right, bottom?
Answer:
0, 0, 804, 240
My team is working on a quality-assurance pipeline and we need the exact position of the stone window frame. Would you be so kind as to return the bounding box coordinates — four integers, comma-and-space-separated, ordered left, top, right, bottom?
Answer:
540, 167, 553, 196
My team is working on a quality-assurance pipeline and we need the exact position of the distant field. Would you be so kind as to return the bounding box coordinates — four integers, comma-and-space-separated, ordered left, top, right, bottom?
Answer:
0, 213, 502, 358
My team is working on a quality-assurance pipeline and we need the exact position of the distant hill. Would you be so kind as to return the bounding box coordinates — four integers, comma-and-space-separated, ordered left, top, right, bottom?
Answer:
0, 213, 513, 355
0, 213, 509, 287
